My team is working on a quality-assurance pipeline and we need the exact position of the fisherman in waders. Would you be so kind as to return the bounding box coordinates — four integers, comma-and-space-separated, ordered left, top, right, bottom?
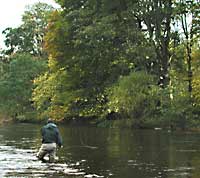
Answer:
37, 118, 62, 163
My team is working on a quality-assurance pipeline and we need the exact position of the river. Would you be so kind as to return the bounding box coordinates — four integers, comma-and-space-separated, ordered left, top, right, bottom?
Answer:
0, 123, 200, 178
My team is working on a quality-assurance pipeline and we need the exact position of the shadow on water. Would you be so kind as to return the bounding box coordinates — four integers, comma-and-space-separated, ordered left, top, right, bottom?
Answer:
0, 123, 200, 178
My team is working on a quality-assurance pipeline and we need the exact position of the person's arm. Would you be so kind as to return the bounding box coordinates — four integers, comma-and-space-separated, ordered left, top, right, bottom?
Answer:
41, 127, 45, 143
56, 128, 62, 147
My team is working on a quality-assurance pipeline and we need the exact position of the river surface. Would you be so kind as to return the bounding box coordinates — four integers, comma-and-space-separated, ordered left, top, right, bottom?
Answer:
0, 124, 200, 178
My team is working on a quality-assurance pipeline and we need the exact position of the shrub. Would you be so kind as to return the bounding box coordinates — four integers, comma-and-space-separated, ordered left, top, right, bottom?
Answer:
107, 71, 160, 127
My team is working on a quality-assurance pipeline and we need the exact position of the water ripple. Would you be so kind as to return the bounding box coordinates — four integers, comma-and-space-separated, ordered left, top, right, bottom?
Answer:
0, 144, 105, 178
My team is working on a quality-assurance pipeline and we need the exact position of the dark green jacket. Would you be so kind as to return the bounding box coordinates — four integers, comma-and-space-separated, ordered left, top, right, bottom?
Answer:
41, 123, 62, 147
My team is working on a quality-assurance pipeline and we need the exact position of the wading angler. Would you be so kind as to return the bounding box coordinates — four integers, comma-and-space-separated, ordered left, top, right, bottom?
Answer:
37, 118, 63, 163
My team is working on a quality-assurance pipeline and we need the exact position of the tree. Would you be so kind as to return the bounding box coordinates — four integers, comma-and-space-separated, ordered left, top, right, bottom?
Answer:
133, 0, 173, 87
174, 0, 200, 93
31, 0, 200, 127
33, 0, 155, 119
2, 2, 54, 56
0, 54, 46, 120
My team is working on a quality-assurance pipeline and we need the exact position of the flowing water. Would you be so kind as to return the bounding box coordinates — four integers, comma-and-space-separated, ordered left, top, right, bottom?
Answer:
0, 123, 200, 178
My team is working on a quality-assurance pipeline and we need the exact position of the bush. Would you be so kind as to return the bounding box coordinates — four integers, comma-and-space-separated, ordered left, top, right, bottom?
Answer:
107, 71, 160, 127
160, 82, 198, 129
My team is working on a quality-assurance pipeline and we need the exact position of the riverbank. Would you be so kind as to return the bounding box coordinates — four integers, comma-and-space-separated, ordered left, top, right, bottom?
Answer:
0, 117, 13, 125
1, 114, 200, 132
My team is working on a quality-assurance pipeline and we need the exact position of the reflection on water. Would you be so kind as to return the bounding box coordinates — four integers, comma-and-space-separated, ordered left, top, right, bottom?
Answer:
0, 145, 86, 177
0, 124, 200, 178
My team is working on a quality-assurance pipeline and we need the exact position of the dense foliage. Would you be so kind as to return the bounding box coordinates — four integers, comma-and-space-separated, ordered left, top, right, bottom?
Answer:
2, 2, 54, 56
0, 1, 200, 129
0, 54, 46, 121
